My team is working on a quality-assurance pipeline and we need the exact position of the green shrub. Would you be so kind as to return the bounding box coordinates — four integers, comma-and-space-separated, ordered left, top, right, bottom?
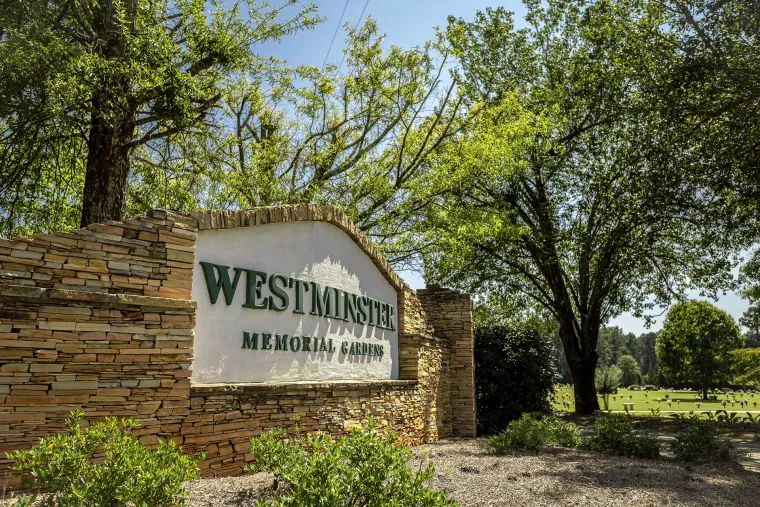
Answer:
475, 324, 557, 434
484, 413, 580, 454
670, 419, 742, 463
595, 365, 622, 411
246, 416, 457, 507
8, 411, 201, 507
581, 414, 660, 459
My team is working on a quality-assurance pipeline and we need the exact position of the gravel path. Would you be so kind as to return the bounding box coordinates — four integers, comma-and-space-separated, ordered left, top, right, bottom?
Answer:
185, 438, 760, 506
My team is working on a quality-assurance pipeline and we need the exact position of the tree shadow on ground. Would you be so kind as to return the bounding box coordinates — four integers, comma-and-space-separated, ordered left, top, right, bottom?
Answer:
415, 440, 760, 507
541, 450, 758, 507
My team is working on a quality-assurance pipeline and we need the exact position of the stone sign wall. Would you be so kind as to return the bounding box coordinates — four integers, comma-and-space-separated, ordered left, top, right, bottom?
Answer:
192, 221, 399, 384
0, 205, 475, 485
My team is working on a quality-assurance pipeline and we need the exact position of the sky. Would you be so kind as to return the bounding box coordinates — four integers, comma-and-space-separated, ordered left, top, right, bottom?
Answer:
256, 0, 750, 335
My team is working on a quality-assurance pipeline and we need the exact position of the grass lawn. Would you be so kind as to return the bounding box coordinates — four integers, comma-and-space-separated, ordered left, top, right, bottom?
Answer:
552, 385, 760, 417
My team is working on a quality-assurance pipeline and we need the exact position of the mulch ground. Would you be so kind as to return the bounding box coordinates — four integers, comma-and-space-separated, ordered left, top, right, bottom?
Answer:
183, 438, 760, 506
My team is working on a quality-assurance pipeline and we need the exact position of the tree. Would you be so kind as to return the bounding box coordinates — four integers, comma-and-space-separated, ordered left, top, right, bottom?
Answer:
474, 324, 557, 434
0, 11, 468, 260
730, 348, 760, 388
127, 19, 469, 266
739, 305, 760, 349
617, 355, 640, 387
738, 255, 760, 349
598, 327, 631, 367
595, 365, 622, 411
637, 332, 659, 379
0, 0, 321, 228
657, 300, 743, 399
647, 0, 760, 205
417, 1, 748, 414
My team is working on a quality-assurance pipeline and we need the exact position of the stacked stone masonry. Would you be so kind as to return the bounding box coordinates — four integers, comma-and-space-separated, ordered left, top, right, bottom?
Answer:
0, 205, 474, 485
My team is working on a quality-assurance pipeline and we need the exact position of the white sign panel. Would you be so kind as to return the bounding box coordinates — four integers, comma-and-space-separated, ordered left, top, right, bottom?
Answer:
190, 221, 399, 383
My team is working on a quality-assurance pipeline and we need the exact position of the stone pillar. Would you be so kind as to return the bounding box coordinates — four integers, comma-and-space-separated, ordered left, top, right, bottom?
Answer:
416, 285, 476, 437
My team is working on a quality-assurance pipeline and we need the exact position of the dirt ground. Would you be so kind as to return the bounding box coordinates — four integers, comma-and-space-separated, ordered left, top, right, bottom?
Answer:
4, 435, 757, 506
184, 438, 760, 507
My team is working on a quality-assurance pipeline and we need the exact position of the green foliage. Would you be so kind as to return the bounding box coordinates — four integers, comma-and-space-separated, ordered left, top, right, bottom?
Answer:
0, 1, 467, 250
730, 348, 760, 387
474, 324, 558, 434
617, 355, 641, 387
597, 327, 632, 368
738, 302, 760, 349
246, 417, 457, 507
715, 410, 743, 424
670, 419, 741, 463
637, 332, 659, 380
0, 0, 322, 230
657, 301, 743, 398
8, 411, 201, 506
648, 0, 760, 209
417, 0, 751, 415
484, 414, 580, 454
582, 414, 660, 459
595, 366, 622, 411
8, 495, 34, 507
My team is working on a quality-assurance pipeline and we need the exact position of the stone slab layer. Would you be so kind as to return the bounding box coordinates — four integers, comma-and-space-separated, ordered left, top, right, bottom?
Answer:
0, 206, 475, 486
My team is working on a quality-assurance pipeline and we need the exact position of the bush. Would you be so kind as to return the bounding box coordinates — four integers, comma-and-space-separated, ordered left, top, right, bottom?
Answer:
485, 414, 580, 454
595, 365, 622, 410
475, 324, 557, 434
644, 384, 657, 391
246, 416, 457, 507
8, 411, 201, 506
581, 414, 660, 459
670, 419, 742, 463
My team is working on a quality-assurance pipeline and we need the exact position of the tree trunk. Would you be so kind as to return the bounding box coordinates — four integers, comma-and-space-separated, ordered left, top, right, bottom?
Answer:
703, 383, 709, 401
80, 109, 135, 227
570, 358, 600, 415
80, 0, 138, 227
559, 325, 601, 415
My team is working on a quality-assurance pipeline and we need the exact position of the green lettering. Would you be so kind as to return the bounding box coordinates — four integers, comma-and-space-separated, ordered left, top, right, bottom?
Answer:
290, 335, 301, 351
362, 342, 368, 355
310, 282, 332, 317
367, 298, 375, 326
292, 279, 309, 314
329, 338, 335, 353
302, 336, 312, 352
268, 274, 289, 311
379, 345, 384, 357
388, 305, 395, 331
274, 334, 288, 351
262, 333, 272, 350
242, 269, 269, 310
343, 292, 357, 322
242, 332, 258, 349
341, 341, 348, 354
332, 288, 342, 319
357, 297, 368, 325
319, 337, 328, 352
199, 262, 243, 305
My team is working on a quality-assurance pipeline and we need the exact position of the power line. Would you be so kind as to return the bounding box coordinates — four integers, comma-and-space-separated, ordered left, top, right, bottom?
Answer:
323, 0, 351, 67
338, 0, 370, 71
